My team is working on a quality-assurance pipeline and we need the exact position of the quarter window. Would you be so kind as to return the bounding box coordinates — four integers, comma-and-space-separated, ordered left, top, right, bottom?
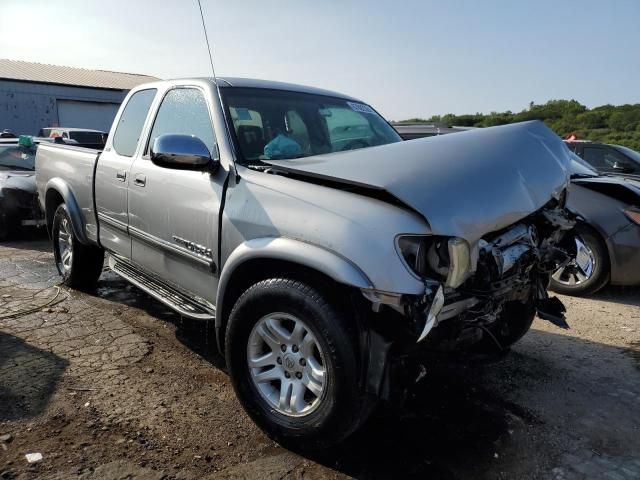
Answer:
112, 89, 157, 157
147, 88, 216, 156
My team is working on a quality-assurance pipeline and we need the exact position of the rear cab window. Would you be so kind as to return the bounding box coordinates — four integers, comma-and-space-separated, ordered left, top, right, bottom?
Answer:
112, 89, 157, 157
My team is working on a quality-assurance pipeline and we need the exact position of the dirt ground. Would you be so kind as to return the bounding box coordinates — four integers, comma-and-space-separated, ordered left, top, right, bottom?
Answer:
1, 235, 639, 480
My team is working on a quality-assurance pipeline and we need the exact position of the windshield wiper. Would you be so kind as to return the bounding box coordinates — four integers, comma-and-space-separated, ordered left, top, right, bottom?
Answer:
264, 154, 308, 161
570, 173, 599, 179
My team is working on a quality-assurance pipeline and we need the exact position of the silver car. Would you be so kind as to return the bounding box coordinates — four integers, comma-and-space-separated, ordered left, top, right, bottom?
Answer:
36, 78, 574, 448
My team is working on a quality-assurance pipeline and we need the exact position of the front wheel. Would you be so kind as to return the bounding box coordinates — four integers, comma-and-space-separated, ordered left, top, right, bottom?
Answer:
52, 203, 104, 291
225, 278, 368, 449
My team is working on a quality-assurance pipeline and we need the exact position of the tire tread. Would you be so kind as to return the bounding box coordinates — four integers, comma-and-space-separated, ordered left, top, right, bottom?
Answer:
225, 277, 370, 449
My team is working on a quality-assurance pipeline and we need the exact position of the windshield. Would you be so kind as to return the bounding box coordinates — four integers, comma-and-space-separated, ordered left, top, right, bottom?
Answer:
221, 87, 401, 164
0, 144, 37, 171
614, 145, 640, 163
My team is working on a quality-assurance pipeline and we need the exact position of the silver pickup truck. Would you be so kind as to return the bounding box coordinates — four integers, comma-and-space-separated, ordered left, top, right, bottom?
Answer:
36, 77, 574, 448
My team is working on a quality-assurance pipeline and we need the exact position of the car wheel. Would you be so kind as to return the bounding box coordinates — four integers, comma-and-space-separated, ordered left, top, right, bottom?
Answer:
0, 210, 19, 242
471, 299, 536, 354
549, 226, 609, 296
0, 214, 8, 241
52, 203, 104, 291
225, 278, 368, 450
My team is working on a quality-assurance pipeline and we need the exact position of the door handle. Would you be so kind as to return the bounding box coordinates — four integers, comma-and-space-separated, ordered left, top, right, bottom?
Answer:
134, 174, 146, 187
116, 170, 127, 182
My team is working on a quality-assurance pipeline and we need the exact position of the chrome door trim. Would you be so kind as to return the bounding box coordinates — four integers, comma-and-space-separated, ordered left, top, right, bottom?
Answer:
129, 225, 216, 272
97, 212, 128, 234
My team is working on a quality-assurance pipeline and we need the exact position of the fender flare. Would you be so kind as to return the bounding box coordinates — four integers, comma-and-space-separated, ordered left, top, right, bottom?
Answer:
44, 178, 90, 245
215, 236, 373, 329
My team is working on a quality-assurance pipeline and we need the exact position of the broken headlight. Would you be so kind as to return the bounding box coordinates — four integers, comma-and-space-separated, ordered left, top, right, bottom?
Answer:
396, 235, 471, 288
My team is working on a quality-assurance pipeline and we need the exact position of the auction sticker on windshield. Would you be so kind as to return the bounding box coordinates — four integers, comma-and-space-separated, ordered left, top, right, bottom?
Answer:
347, 102, 375, 114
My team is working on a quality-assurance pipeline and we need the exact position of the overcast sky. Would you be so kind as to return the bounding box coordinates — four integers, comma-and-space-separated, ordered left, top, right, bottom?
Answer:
1, 0, 638, 120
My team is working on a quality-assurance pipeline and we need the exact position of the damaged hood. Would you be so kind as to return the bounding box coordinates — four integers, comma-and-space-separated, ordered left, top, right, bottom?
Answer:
266, 121, 571, 243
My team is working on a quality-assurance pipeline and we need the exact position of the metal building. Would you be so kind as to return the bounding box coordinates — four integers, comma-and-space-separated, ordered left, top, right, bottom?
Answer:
0, 59, 157, 135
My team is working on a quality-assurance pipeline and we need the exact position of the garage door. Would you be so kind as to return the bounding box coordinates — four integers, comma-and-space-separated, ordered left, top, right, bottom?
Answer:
57, 100, 120, 132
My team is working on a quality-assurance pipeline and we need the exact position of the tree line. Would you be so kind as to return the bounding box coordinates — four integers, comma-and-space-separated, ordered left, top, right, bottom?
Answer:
400, 100, 640, 150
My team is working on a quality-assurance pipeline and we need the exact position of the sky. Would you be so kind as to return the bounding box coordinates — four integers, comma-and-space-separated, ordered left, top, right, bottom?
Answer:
0, 0, 638, 120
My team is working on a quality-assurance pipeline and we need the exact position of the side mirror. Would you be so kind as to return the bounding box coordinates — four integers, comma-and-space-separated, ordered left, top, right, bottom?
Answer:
150, 134, 219, 172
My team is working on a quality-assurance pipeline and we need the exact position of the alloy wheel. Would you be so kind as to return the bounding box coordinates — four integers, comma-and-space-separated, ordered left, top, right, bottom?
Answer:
552, 235, 595, 286
247, 312, 327, 417
57, 217, 73, 273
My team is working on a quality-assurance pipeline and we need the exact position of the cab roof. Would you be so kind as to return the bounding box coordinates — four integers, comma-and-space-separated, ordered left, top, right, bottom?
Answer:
213, 77, 363, 103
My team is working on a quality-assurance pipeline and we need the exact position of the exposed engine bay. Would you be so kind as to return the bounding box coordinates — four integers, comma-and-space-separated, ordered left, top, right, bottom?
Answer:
366, 200, 576, 352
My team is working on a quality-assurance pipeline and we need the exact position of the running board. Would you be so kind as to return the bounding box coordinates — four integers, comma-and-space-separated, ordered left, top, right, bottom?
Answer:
109, 257, 215, 321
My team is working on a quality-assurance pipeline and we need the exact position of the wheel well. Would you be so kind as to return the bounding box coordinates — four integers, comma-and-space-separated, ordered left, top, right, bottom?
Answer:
45, 189, 64, 235
217, 258, 358, 353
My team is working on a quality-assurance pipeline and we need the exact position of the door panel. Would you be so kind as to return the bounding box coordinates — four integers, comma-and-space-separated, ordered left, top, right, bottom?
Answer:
95, 150, 134, 256
128, 87, 222, 304
95, 88, 157, 257
128, 161, 223, 303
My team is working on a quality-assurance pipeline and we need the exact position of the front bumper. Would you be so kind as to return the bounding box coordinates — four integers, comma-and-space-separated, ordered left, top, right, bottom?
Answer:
0, 189, 44, 230
361, 205, 575, 343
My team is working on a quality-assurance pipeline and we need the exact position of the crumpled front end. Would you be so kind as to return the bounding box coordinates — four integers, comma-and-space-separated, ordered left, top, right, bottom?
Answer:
363, 197, 575, 350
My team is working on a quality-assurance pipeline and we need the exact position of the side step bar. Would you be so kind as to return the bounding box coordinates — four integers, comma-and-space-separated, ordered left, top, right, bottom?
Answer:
109, 256, 215, 321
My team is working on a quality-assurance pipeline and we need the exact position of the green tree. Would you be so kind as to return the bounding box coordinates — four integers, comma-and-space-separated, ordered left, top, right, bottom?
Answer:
400, 101, 640, 150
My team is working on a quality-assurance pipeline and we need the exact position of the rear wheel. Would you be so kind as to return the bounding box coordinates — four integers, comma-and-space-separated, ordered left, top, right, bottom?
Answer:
52, 203, 104, 291
549, 226, 609, 296
225, 278, 368, 449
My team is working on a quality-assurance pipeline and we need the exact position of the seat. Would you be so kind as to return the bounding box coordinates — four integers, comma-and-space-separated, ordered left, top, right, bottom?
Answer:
237, 125, 265, 159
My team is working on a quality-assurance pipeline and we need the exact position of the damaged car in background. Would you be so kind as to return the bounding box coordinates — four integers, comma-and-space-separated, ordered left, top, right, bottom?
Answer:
36, 78, 574, 448
549, 154, 640, 295
0, 136, 46, 240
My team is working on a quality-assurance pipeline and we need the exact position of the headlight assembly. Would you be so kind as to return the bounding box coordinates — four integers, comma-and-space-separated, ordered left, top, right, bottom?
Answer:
445, 237, 471, 288
396, 235, 471, 288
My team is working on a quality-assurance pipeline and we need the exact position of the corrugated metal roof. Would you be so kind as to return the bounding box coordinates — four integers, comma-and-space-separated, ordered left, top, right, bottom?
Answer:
0, 58, 158, 90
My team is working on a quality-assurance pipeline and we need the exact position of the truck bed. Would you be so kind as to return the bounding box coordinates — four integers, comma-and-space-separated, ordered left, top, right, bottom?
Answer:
35, 142, 101, 243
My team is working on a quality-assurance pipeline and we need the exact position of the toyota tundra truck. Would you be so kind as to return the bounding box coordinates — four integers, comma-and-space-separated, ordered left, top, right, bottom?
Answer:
36, 77, 574, 448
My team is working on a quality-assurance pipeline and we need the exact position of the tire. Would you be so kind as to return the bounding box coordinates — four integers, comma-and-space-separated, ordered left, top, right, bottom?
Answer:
0, 210, 18, 241
0, 215, 8, 242
225, 278, 367, 450
471, 300, 536, 354
52, 203, 104, 291
549, 225, 610, 296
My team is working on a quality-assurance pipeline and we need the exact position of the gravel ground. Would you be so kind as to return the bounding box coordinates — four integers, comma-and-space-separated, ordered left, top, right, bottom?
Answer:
1, 236, 639, 480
